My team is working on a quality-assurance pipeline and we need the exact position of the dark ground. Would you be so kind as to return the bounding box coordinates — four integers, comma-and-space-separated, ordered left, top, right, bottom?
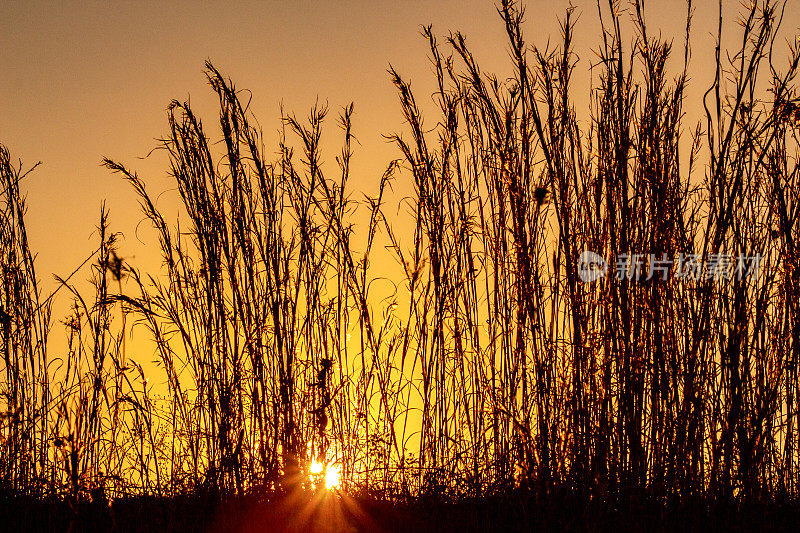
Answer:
1, 492, 799, 532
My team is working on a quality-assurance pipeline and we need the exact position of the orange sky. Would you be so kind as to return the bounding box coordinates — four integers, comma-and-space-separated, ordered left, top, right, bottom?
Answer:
2, 0, 798, 318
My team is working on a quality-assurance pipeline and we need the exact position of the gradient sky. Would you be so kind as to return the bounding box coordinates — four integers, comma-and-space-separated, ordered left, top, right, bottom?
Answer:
2, 0, 798, 320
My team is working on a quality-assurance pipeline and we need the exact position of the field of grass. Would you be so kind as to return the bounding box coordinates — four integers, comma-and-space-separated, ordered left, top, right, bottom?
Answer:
3, 0, 800, 530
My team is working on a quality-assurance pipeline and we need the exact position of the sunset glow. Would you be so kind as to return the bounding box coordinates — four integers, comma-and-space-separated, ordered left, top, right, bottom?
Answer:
4, 0, 800, 530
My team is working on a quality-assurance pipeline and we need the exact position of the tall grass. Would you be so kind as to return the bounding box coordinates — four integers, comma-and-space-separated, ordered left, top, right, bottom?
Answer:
0, 146, 50, 497
2, 0, 800, 510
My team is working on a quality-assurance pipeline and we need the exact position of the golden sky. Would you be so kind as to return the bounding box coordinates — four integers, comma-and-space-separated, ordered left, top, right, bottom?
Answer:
2, 0, 797, 305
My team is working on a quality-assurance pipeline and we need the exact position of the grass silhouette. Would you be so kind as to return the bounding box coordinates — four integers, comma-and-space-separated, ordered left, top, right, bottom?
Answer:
2, 0, 800, 530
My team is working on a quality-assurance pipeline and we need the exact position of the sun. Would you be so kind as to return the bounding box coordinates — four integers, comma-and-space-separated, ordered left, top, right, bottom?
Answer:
324, 464, 340, 490
308, 459, 340, 490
